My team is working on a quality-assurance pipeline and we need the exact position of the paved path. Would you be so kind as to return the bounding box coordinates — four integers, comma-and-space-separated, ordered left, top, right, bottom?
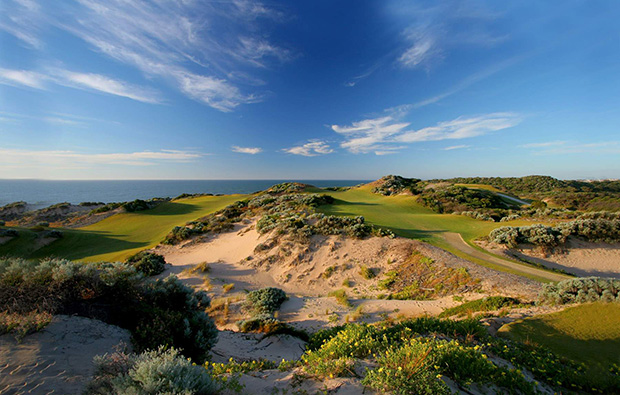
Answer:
442, 232, 569, 282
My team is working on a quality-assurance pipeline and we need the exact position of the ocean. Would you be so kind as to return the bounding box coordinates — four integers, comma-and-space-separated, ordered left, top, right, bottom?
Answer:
0, 179, 369, 209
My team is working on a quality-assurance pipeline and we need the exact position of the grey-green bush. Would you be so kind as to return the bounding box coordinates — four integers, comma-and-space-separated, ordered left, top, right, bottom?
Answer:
126, 251, 166, 276
244, 287, 287, 315
538, 277, 620, 305
86, 347, 217, 395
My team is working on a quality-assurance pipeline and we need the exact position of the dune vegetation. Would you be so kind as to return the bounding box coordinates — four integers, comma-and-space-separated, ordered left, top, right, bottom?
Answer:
0, 194, 244, 262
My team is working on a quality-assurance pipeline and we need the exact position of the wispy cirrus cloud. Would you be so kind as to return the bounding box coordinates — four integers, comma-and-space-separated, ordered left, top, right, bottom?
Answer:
283, 140, 333, 157
0, 148, 204, 167
443, 145, 470, 150
393, 2, 508, 70
332, 111, 521, 155
0, 68, 47, 89
51, 69, 162, 104
232, 146, 263, 155
0, 67, 162, 103
0, 0, 292, 111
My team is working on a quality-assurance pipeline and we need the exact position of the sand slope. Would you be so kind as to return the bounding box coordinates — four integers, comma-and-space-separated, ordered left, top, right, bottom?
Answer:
480, 237, 620, 279
0, 315, 131, 395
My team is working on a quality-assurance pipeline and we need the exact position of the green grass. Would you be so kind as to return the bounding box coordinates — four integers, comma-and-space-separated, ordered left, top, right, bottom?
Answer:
319, 186, 531, 244
498, 303, 620, 375
317, 186, 557, 280
0, 194, 245, 262
439, 296, 524, 318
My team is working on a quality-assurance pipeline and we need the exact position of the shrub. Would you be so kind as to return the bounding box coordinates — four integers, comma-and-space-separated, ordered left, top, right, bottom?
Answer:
359, 265, 375, 280
0, 220, 5, 226
0, 228, 18, 237
538, 277, 620, 305
243, 287, 287, 315
328, 289, 351, 308
439, 296, 524, 318
362, 340, 450, 395
236, 313, 280, 333
125, 251, 166, 276
0, 311, 52, 341
0, 258, 217, 363
86, 347, 217, 395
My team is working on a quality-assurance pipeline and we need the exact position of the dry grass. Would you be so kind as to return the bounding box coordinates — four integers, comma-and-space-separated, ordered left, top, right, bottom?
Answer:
0, 311, 52, 341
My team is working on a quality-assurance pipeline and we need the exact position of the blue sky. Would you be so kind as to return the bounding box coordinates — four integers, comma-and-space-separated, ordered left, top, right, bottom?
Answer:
0, 0, 619, 180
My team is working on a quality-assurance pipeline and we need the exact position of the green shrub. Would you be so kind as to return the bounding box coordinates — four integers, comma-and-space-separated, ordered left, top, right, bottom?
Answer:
243, 287, 287, 315
125, 251, 166, 276
359, 265, 375, 280
328, 289, 351, 307
362, 340, 450, 395
439, 296, 524, 318
86, 347, 217, 395
0, 258, 217, 363
0, 228, 18, 237
236, 313, 279, 332
0, 220, 5, 226
538, 277, 620, 305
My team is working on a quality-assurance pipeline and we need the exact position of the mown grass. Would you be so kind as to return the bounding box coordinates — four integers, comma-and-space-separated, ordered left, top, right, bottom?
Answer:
318, 186, 556, 280
319, 185, 533, 245
498, 303, 620, 381
0, 194, 244, 262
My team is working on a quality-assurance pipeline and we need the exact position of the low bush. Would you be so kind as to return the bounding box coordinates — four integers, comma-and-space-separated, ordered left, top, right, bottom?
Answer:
0, 220, 5, 226
0, 311, 52, 341
0, 258, 217, 362
490, 218, 620, 248
538, 277, 620, 305
243, 287, 287, 315
86, 347, 218, 395
125, 251, 166, 276
359, 265, 375, 279
0, 228, 18, 237
328, 289, 351, 307
439, 296, 524, 318
236, 313, 280, 333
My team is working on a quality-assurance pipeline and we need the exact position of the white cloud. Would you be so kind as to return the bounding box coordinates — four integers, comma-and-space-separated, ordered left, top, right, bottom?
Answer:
0, 0, 291, 111
0, 68, 47, 89
332, 112, 521, 155
0, 67, 162, 103
398, 27, 439, 69
52, 70, 162, 104
283, 141, 333, 157
0, 148, 204, 167
443, 145, 470, 150
395, 3, 507, 70
232, 146, 262, 154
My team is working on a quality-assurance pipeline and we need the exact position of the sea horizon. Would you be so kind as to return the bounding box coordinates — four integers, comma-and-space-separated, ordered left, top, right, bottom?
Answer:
0, 179, 370, 209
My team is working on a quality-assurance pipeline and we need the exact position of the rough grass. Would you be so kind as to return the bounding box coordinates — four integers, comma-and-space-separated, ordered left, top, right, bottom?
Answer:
498, 303, 620, 380
0, 195, 244, 262
439, 296, 524, 318
328, 289, 352, 308
0, 311, 52, 341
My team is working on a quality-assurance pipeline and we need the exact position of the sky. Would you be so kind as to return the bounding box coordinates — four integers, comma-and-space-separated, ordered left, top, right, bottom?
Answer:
0, 0, 619, 180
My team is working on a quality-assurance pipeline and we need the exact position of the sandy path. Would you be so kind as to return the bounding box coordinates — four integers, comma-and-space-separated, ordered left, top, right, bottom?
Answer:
443, 233, 569, 282
0, 316, 130, 395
